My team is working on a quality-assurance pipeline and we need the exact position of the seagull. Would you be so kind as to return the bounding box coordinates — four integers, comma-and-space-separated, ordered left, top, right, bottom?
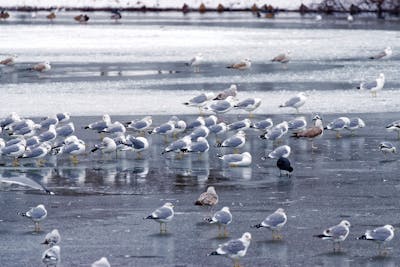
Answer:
315, 14, 322, 21
186, 116, 206, 130
272, 50, 291, 66
386, 120, 400, 139
208, 232, 252, 267
42, 229, 61, 247
0, 54, 17, 66
144, 202, 174, 233
358, 225, 395, 256
74, 14, 89, 23
347, 14, 354, 22
204, 96, 236, 115
345, 117, 365, 135
20, 142, 52, 166
209, 122, 228, 136
276, 157, 294, 176
251, 118, 273, 132
259, 121, 288, 142
214, 84, 238, 100
0, 10, 10, 20
0, 112, 21, 128
46, 11, 56, 21
279, 92, 307, 113
40, 115, 59, 129
189, 125, 210, 141
91, 137, 117, 156
162, 135, 191, 155
31, 61, 51, 72
186, 53, 203, 73
182, 137, 210, 157
205, 115, 218, 128
56, 112, 71, 123
369, 47, 392, 60
84, 115, 112, 132
218, 130, 246, 153
268, 145, 291, 159
18, 204, 47, 232
92, 257, 111, 267
125, 135, 149, 159
227, 119, 252, 132
183, 93, 215, 114
39, 124, 57, 143
379, 142, 396, 159
54, 137, 86, 163
234, 98, 262, 117
227, 58, 251, 70
292, 115, 324, 150
1, 141, 26, 166
325, 116, 350, 138
314, 220, 351, 252
195, 186, 218, 208
288, 116, 307, 132
151, 120, 175, 139
110, 10, 122, 21
56, 122, 75, 138
252, 208, 287, 240
125, 116, 152, 133
42, 245, 61, 267
218, 152, 252, 167
357, 73, 385, 97
205, 206, 232, 237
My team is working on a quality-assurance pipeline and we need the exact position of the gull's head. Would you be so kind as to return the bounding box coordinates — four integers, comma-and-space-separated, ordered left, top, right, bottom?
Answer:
244, 58, 251, 63
385, 47, 392, 55
196, 136, 207, 143
242, 232, 252, 241
103, 137, 114, 144
312, 114, 322, 121
286, 50, 291, 55
298, 92, 308, 98
229, 84, 237, 91
242, 152, 252, 159
379, 73, 385, 80
164, 202, 174, 209
103, 114, 111, 122
276, 208, 285, 213
237, 130, 246, 137
221, 206, 230, 212
37, 204, 46, 210
340, 220, 351, 228
207, 186, 216, 194
384, 225, 395, 232
169, 115, 179, 122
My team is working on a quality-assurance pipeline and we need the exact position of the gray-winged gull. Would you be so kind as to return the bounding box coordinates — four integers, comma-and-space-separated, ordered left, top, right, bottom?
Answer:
252, 208, 287, 240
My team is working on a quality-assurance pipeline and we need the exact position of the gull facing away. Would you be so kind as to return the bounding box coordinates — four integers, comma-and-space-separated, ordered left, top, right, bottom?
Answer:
288, 116, 307, 132
182, 137, 210, 157
358, 225, 395, 256
144, 202, 174, 233
214, 84, 238, 100
205, 206, 232, 237
252, 208, 287, 240
218, 152, 252, 167
18, 204, 47, 232
42, 229, 61, 247
162, 135, 191, 155
279, 92, 307, 113
208, 232, 252, 267
195, 186, 219, 208
92, 257, 111, 267
386, 120, 400, 139
277, 157, 294, 177
125, 135, 149, 159
204, 115, 218, 128
259, 121, 288, 142
31, 61, 51, 72
292, 115, 324, 150
369, 47, 392, 60
314, 220, 351, 252
325, 116, 350, 138
251, 118, 273, 132
0, 54, 17, 66
234, 98, 262, 117
186, 53, 203, 73
42, 245, 60, 267
226, 58, 251, 70
91, 137, 117, 156
218, 130, 246, 153
346, 117, 365, 135
379, 142, 396, 159
268, 145, 291, 159
357, 73, 385, 97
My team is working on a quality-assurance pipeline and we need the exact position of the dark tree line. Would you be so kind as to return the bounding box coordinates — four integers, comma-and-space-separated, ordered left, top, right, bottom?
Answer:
315, 0, 400, 17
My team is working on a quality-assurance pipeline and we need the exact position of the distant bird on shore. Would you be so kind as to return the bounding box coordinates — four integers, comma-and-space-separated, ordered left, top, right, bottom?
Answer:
74, 14, 89, 23
18, 204, 47, 232
214, 84, 237, 100
314, 220, 351, 252
292, 115, 324, 150
92, 257, 111, 267
357, 73, 385, 97
369, 47, 392, 60
110, 10, 122, 22
208, 232, 252, 267
272, 51, 291, 65
276, 157, 293, 176
279, 92, 307, 113
0, 54, 17, 66
186, 53, 203, 73
227, 58, 251, 70
252, 208, 287, 240
0, 10, 10, 20
42, 229, 61, 247
42, 245, 61, 267
31, 61, 51, 72
386, 120, 400, 139
315, 14, 322, 21
347, 14, 354, 22
379, 142, 396, 159
144, 202, 175, 233
358, 225, 395, 256
46, 11, 56, 21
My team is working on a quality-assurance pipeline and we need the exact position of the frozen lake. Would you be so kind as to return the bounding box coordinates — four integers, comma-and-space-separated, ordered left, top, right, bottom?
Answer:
0, 12, 400, 267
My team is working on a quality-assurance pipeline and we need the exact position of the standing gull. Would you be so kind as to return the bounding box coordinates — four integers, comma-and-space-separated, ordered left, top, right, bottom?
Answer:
20, 142, 52, 166
227, 58, 251, 70
214, 84, 238, 100
358, 225, 395, 255
39, 124, 57, 143
205, 206, 233, 237
54, 137, 86, 164
186, 53, 203, 73
325, 116, 350, 138
272, 50, 291, 67
346, 117, 365, 135
259, 121, 289, 142
42, 229, 61, 247
91, 137, 117, 157
125, 135, 149, 159
268, 145, 291, 159
292, 115, 324, 150
208, 232, 252, 267
369, 47, 392, 60
56, 122, 75, 138
218, 130, 246, 153
279, 92, 307, 113
357, 73, 385, 97
234, 98, 261, 117
18, 204, 47, 232
227, 119, 252, 132
379, 142, 396, 159
189, 125, 210, 141
40, 115, 59, 130
186, 116, 206, 130
314, 220, 351, 252
162, 135, 191, 155
92, 257, 111, 267
252, 208, 287, 240
205, 115, 218, 128
144, 202, 174, 233
31, 61, 51, 72
218, 152, 252, 167
195, 186, 219, 208
184, 93, 215, 110
125, 116, 152, 133
251, 118, 273, 132
42, 245, 60, 267
386, 120, 400, 139
204, 96, 236, 115
182, 137, 210, 156
84, 114, 112, 133
288, 116, 307, 132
